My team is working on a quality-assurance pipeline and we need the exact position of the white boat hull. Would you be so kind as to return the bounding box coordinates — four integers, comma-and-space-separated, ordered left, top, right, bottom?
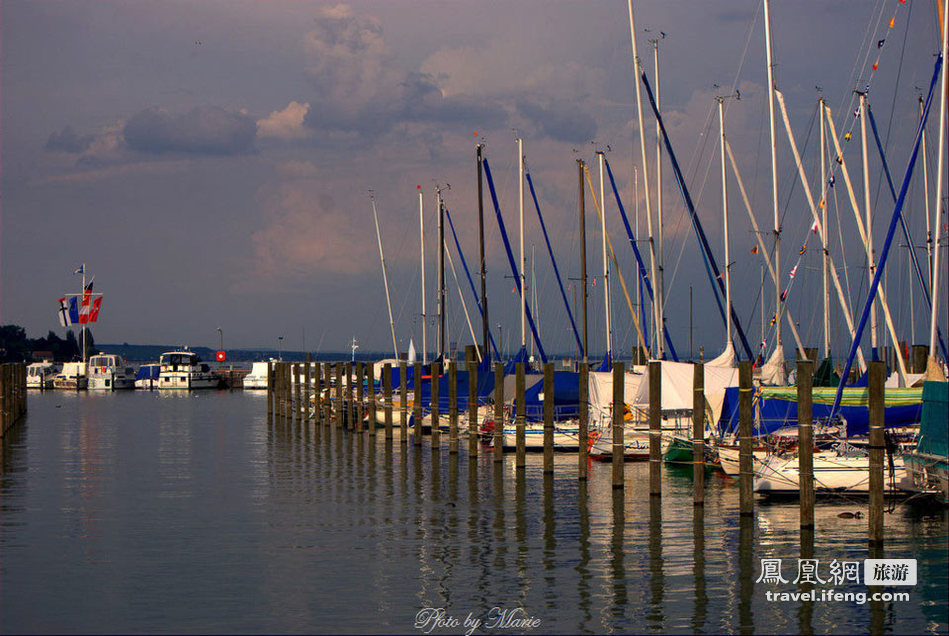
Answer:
754, 452, 908, 494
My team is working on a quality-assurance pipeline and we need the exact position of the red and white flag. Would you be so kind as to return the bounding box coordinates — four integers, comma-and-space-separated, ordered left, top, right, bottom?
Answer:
88, 297, 103, 323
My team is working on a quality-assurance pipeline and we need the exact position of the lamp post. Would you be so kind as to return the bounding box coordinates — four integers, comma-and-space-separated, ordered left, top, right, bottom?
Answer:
217, 327, 223, 351
277, 336, 284, 362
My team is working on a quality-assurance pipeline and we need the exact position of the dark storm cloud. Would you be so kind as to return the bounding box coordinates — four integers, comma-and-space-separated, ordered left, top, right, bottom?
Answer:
123, 106, 257, 155
45, 126, 95, 153
516, 100, 597, 144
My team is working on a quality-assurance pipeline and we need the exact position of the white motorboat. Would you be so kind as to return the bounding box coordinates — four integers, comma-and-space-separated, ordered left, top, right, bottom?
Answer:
26, 361, 60, 389
242, 361, 272, 389
87, 354, 136, 390
157, 350, 218, 390
134, 364, 161, 389
53, 362, 87, 390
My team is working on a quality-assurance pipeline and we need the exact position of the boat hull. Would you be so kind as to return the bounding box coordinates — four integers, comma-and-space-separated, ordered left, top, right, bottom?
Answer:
754, 452, 908, 495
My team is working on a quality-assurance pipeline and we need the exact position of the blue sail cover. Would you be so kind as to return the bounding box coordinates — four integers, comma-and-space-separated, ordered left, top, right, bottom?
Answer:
135, 364, 160, 380
516, 371, 581, 422
397, 358, 495, 411
716, 386, 922, 437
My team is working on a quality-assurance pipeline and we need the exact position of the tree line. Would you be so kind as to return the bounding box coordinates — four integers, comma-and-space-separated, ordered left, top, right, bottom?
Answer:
0, 324, 95, 363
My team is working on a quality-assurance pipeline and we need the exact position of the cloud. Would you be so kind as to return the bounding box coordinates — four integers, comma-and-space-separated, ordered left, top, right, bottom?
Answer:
45, 126, 95, 153
123, 105, 256, 155
516, 100, 597, 143
257, 101, 311, 140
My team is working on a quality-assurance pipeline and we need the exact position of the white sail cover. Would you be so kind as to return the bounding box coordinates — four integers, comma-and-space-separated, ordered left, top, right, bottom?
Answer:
759, 344, 787, 385
587, 367, 647, 426
630, 361, 739, 426
707, 342, 737, 368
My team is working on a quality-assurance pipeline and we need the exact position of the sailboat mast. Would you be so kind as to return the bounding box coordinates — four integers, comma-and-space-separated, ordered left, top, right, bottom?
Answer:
718, 97, 733, 348
418, 187, 427, 366
80, 265, 87, 365
764, 0, 782, 356
438, 187, 446, 359
477, 144, 489, 360
371, 195, 398, 358
627, 0, 659, 358
920, 97, 933, 289
859, 92, 878, 359
652, 36, 665, 360
598, 151, 613, 360
579, 159, 589, 364
518, 137, 526, 351
820, 99, 831, 360
929, 0, 948, 363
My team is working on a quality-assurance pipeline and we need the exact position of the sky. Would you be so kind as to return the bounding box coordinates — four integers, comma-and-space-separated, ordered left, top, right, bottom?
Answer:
1, 0, 945, 361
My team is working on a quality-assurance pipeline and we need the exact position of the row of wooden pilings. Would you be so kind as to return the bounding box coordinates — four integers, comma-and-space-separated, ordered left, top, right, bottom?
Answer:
1, 363, 28, 439
266, 352, 890, 547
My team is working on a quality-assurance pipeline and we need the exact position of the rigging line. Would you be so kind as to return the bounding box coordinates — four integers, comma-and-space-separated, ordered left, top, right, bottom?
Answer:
777, 101, 819, 234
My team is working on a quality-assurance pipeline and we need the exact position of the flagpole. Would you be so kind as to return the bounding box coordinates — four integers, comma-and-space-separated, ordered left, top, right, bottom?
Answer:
81, 264, 86, 367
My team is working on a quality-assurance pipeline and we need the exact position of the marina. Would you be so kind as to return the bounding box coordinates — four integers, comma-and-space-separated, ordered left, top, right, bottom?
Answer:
0, 388, 947, 634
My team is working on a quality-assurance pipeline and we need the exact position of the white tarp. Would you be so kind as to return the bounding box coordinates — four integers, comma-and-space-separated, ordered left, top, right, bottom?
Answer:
630, 360, 739, 425
587, 367, 647, 425
759, 344, 787, 385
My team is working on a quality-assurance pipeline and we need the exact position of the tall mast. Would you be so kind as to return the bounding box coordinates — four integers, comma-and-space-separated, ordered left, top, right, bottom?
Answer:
929, 0, 948, 364
371, 194, 398, 358
418, 186, 427, 366
477, 144, 489, 360
437, 186, 446, 359
579, 159, 589, 364
518, 137, 527, 352
627, 0, 659, 357
859, 92, 878, 359
718, 97, 733, 350
764, 0, 782, 358
598, 151, 613, 360
920, 97, 933, 289
652, 35, 665, 359
820, 99, 831, 360
80, 264, 87, 365
530, 245, 537, 360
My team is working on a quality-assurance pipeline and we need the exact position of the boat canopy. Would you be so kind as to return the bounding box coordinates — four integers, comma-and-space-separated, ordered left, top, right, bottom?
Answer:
135, 364, 160, 381
916, 382, 948, 457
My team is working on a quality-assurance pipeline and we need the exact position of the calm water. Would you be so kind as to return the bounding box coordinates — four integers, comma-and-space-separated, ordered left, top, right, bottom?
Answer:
1, 390, 946, 634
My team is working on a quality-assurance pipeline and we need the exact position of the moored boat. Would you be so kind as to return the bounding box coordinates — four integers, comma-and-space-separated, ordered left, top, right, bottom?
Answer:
902, 381, 949, 503
157, 350, 218, 390
134, 364, 161, 389
53, 362, 87, 390
26, 361, 60, 389
242, 361, 272, 389
87, 354, 136, 390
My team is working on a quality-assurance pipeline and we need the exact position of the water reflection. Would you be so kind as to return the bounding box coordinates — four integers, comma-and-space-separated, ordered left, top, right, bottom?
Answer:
648, 495, 663, 630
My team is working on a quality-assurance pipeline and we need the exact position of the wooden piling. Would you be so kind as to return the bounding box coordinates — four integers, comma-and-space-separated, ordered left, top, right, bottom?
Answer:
0, 364, 27, 438
346, 363, 355, 430
612, 361, 624, 489
868, 360, 885, 547
413, 362, 423, 446
383, 363, 393, 441
314, 361, 322, 424
797, 359, 815, 529
578, 362, 589, 481
649, 361, 662, 496
693, 362, 705, 506
493, 362, 504, 463
267, 361, 274, 419
399, 361, 408, 445
356, 362, 365, 433
449, 361, 458, 454
515, 362, 526, 468
543, 363, 554, 474
335, 363, 343, 429
430, 361, 440, 451
293, 364, 301, 421
467, 361, 479, 458
738, 360, 753, 517
323, 362, 333, 426
303, 361, 311, 422
367, 363, 377, 437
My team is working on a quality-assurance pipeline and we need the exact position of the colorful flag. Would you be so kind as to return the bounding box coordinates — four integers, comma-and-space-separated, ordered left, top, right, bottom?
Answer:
800, 244, 807, 255
216, 350, 226, 362
74, 264, 85, 275
872, 62, 878, 71
780, 289, 788, 302
812, 220, 820, 233
67, 296, 80, 324
888, 17, 895, 28
828, 175, 836, 187
770, 314, 777, 326
78, 281, 94, 324
89, 297, 103, 323
877, 39, 885, 48
751, 245, 759, 254
58, 297, 72, 327
789, 264, 798, 279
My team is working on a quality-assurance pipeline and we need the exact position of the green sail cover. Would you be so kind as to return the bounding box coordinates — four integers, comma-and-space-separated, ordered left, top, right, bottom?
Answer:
813, 356, 841, 387
917, 381, 948, 458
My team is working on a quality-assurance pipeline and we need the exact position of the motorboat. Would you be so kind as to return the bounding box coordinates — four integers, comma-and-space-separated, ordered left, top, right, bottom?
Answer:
157, 350, 218, 390
87, 354, 136, 390
135, 364, 161, 389
242, 361, 272, 389
26, 361, 60, 389
53, 361, 87, 390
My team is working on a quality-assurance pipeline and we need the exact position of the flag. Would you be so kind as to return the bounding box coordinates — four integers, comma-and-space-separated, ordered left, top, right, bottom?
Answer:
828, 175, 836, 187
216, 350, 226, 362
799, 244, 807, 255
89, 297, 103, 323
877, 39, 885, 48
58, 297, 72, 327
812, 220, 819, 233
78, 281, 94, 324
888, 17, 894, 28
74, 264, 85, 275
770, 314, 777, 326
789, 264, 798, 279
751, 245, 759, 254
872, 62, 878, 71
67, 296, 80, 324
780, 289, 788, 302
